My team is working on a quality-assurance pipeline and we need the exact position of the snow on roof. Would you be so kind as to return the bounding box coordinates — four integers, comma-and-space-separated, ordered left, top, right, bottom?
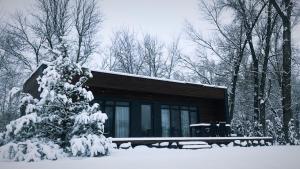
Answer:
24, 63, 227, 90
23, 63, 47, 89
91, 69, 227, 89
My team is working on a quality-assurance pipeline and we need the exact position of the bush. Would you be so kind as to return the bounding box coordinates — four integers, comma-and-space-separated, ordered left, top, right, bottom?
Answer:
70, 134, 111, 157
0, 138, 65, 162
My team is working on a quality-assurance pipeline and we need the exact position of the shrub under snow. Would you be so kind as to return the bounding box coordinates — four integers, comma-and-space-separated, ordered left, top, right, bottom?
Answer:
288, 119, 300, 145
70, 134, 112, 157
0, 133, 4, 146
0, 139, 64, 162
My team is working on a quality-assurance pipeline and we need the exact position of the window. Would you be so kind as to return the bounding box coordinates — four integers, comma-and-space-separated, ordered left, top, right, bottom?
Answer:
104, 105, 114, 137
161, 105, 198, 137
161, 106, 170, 137
141, 104, 152, 136
189, 108, 198, 124
181, 109, 190, 137
115, 102, 130, 137
189, 107, 198, 136
170, 106, 181, 137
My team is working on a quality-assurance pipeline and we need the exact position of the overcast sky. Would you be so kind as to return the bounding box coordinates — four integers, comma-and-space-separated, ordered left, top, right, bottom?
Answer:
0, 0, 207, 42
1, 0, 299, 57
0, 0, 219, 51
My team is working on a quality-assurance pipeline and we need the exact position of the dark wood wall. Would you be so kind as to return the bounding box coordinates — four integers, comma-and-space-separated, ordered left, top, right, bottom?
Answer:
90, 87, 226, 137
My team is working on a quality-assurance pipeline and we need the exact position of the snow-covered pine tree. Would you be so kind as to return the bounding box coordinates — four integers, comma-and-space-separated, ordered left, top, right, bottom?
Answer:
0, 93, 63, 162
35, 41, 111, 155
250, 121, 263, 137
288, 119, 299, 145
231, 112, 246, 136
266, 120, 276, 139
274, 116, 286, 144
1, 93, 40, 144
0, 41, 110, 161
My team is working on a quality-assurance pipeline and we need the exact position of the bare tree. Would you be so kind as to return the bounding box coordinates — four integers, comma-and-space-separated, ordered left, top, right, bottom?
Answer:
74, 0, 102, 64
109, 29, 144, 74
32, 0, 72, 51
106, 30, 182, 79
9, 0, 102, 65
8, 13, 45, 69
0, 27, 24, 130
185, 0, 252, 121
270, 0, 294, 142
140, 34, 165, 77
222, 0, 283, 134
165, 37, 181, 79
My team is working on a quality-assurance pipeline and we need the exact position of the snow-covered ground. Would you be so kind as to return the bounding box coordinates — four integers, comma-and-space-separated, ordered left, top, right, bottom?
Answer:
1, 145, 300, 169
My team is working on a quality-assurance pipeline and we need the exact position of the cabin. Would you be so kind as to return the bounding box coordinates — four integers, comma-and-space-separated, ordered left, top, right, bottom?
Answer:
23, 64, 229, 138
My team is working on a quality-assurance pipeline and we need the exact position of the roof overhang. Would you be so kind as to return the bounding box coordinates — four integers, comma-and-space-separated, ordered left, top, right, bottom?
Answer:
23, 64, 227, 100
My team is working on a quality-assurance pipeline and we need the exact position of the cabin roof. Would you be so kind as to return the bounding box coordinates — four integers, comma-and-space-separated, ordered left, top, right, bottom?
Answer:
23, 64, 227, 100
91, 69, 227, 89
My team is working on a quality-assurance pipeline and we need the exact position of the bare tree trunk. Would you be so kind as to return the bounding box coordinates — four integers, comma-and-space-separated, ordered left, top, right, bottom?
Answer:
281, 17, 292, 142
228, 58, 242, 120
228, 0, 267, 122
270, 0, 293, 142
248, 36, 260, 120
259, 2, 274, 134
229, 40, 247, 120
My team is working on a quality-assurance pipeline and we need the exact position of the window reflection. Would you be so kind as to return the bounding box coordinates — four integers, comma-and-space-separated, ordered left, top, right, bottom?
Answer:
141, 104, 152, 136
161, 105, 198, 137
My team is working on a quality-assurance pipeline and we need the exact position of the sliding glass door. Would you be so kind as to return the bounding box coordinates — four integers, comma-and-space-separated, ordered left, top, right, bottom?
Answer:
161, 105, 198, 137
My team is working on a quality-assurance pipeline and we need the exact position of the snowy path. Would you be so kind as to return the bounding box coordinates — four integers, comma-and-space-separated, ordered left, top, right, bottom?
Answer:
1, 145, 299, 169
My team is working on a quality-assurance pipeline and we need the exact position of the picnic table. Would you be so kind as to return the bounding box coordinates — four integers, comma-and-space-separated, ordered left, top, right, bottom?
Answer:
190, 122, 231, 137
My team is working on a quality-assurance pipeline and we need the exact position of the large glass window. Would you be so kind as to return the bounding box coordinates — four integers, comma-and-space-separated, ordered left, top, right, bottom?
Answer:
115, 102, 130, 137
189, 107, 198, 136
181, 109, 190, 137
161, 105, 198, 137
141, 104, 152, 136
189, 108, 198, 124
104, 105, 114, 137
170, 106, 181, 137
161, 106, 170, 137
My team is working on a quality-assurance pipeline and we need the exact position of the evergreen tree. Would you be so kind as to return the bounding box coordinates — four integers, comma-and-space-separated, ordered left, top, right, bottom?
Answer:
250, 121, 263, 137
274, 116, 286, 144
288, 119, 299, 145
0, 41, 110, 161
266, 120, 276, 139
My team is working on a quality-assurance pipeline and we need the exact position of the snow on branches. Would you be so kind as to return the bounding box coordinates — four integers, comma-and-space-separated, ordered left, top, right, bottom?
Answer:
4, 113, 40, 142
288, 119, 300, 145
0, 41, 110, 161
70, 134, 111, 157
0, 139, 64, 162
